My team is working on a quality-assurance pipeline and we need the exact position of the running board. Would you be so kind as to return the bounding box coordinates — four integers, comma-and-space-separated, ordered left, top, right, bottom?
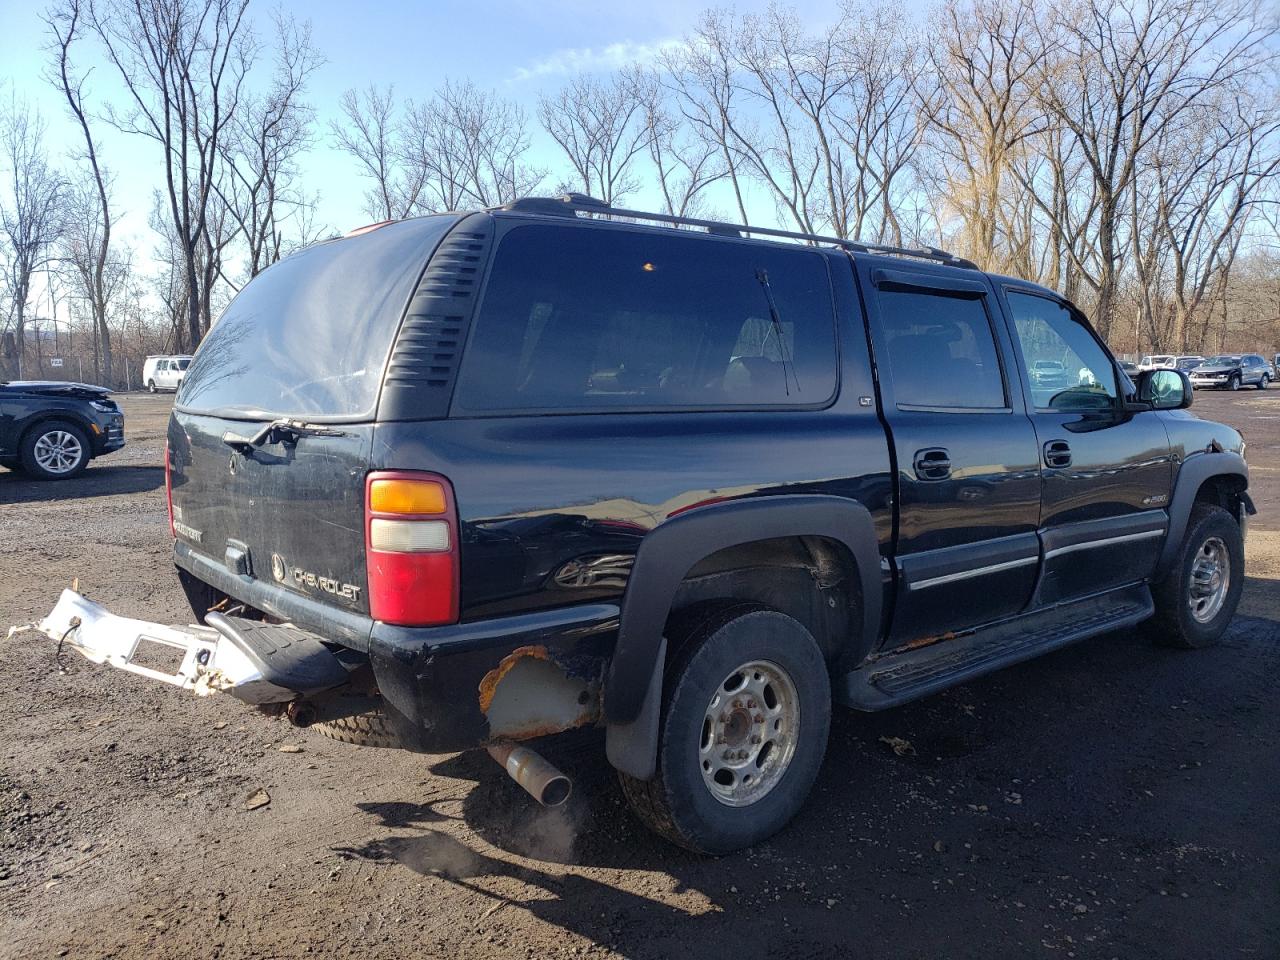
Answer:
840, 584, 1154, 711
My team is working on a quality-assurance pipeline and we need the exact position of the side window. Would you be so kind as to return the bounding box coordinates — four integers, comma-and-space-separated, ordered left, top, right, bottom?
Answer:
453, 225, 839, 412
875, 286, 1007, 410
1006, 291, 1118, 411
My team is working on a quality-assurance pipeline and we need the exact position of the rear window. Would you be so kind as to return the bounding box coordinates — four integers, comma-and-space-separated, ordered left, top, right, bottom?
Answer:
452, 224, 838, 413
178, 215, 458, 420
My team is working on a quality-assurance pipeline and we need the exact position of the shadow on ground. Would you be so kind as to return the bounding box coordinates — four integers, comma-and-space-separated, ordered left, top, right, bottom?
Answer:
333, 616, 1280, 958
0, 465, 164, 504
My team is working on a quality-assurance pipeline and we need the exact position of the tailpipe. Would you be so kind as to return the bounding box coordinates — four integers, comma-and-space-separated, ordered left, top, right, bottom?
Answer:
487, 741, 572, 807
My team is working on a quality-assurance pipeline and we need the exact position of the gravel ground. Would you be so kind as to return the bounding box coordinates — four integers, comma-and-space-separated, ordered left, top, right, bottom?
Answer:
1, 391, 1277, 960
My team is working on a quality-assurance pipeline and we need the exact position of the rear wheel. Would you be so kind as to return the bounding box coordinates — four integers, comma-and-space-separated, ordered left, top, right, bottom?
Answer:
619, 604, 831, 855
1146, 504, 1243, 649
20, 421, 89, 480
312, 707, 402, 748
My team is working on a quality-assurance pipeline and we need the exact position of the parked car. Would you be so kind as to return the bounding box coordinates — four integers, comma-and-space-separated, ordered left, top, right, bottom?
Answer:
1175, 356, 1204, 371
142, 355, 191, 393
27, 195, 1253, 854
1188, 354, 1271, 391
1117, 359, 1139, 375
1028, 359, 1072, 392
0, 380, 125, 479
1138, 354, 1176, 371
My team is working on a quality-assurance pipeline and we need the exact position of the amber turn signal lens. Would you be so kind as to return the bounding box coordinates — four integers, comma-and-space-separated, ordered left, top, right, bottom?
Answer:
368, 478, 448, 515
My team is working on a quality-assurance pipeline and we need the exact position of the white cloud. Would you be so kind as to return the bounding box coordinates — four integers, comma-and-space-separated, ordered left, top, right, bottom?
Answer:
512, 38, 682, 81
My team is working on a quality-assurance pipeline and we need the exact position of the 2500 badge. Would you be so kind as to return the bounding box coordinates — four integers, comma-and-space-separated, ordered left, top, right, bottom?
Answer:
271, 553, 361, 604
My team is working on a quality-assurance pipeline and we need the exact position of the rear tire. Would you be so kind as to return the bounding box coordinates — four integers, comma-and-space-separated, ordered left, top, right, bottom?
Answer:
1146, 504, 1243, 649
618, 604, 831, 855
19, 420, 89, 480
313, 707, 402, 748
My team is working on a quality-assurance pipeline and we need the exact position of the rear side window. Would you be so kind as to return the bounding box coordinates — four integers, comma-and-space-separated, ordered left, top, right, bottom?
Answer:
452, 225, 838, 413
874, 288, 1007, 410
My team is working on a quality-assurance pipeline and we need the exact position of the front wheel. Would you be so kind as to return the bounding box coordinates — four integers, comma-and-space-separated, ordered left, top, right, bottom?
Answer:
618, 604, 831, 855
1146, 504, 1243, 649
147, 379, 157, 393
20, 421, 89, 480
1229, 375, 1241, 391
1258, 375, 1269, 390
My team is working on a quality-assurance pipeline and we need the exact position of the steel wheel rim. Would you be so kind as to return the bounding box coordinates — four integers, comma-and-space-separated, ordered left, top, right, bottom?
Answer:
698, 659, 799, 808
33, 430, 83, 474
1188, 536, 1230, 624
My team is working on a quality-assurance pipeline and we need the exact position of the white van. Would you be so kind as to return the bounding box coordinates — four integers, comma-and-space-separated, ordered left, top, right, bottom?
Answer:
142, 355, 192, 393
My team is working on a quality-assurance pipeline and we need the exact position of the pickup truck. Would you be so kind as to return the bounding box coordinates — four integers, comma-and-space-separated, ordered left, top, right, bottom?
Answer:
22, 195, 1253, 854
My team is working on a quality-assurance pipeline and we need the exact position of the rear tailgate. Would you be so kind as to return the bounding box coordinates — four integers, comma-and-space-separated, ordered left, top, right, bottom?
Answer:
166, 214, 461, 630
169, 413, 373, 615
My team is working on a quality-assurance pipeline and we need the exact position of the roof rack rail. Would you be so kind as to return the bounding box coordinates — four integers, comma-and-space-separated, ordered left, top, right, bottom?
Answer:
497, 194, 979, 271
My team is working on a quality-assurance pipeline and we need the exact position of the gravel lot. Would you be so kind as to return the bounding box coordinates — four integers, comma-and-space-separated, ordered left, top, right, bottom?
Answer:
2, 391, 1278, 959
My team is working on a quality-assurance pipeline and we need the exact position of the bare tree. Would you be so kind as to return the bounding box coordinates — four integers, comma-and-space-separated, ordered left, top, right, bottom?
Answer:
630, 66, 723, 217
1032, 0, 1278, 340
331, 85, 423, 220
405, 79, 544, 211
917, 0, 1044, 269
219, 13, 321, 279
538, 73, 649, 206
0, 96, 64, 379
86, 0, 255, 349
46, 0, 118, 385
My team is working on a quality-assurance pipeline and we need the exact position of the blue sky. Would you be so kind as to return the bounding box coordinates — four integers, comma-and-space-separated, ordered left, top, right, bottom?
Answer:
0, 0, 870, 280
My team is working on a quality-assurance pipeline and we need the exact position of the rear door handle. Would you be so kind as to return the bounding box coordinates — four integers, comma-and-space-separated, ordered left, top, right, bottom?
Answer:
913, 447, 952, 481
1043, 439, 1072, 468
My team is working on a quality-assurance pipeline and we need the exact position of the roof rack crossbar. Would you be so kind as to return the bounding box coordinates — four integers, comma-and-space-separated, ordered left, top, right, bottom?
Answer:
498, 195, 979, 271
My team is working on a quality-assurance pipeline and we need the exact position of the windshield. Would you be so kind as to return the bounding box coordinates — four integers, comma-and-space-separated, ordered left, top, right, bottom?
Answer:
177, 215, 457, 420
1206, 356, 1241, 365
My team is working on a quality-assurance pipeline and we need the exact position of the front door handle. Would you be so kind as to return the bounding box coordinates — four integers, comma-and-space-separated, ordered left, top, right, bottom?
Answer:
913, 447, 952, 481
1043, 439, 1072, 468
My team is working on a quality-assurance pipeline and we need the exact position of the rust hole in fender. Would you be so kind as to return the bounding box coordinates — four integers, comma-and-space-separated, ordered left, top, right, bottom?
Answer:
477, 645, 602, 741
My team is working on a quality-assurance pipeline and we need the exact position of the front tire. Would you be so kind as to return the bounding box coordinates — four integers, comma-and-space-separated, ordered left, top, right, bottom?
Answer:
1146, 504, 1243, 649
147, 379, 157, 393
20, 421, 90, 480
1229, 374, 1241, 391
619, 604, 831, 855
1258, 374, 1269, 390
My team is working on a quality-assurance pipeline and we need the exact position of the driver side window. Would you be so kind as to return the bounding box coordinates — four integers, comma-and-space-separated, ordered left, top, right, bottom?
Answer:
1006, 292, 1118, 411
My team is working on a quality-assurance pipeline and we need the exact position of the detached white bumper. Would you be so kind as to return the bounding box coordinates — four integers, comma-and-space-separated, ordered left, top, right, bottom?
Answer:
11, 589, 296, 704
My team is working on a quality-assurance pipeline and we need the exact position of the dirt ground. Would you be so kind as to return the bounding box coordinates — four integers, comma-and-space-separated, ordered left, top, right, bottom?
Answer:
1, 391, 1278, 960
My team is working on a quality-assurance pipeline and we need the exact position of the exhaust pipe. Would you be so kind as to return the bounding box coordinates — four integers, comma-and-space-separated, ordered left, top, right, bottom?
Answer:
487, 741, 572, 807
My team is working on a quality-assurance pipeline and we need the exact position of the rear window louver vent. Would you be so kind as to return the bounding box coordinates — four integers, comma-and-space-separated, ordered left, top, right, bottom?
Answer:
378, 214, 495, 421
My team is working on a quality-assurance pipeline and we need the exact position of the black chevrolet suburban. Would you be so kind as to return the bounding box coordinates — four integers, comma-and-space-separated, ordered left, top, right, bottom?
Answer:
31, 195, 1252, 854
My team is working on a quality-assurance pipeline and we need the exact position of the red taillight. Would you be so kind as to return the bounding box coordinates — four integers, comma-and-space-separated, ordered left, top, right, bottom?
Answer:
164, 441, 175, 538
364, 471, 459, 626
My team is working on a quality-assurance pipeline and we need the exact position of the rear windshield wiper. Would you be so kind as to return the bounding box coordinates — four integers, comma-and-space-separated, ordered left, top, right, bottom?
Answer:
754, 268, 800, 396
222, 419, 347, 453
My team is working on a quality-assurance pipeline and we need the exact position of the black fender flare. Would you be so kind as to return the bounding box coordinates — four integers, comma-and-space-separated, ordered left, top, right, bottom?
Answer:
605, 494, 881, 778
1154, 450, 1248, 581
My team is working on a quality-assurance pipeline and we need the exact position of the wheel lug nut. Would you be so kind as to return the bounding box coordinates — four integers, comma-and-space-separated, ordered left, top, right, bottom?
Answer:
733, 699, 743, 708
746, 699, 756, 709
753, 714, 764, 724
751, 735, 761, 744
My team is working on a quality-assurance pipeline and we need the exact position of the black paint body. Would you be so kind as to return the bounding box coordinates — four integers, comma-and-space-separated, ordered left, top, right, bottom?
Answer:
164, 209, 1248, 752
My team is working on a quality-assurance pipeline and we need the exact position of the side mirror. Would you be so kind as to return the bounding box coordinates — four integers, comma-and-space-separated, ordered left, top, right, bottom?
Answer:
1136, 368, 1192, 410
